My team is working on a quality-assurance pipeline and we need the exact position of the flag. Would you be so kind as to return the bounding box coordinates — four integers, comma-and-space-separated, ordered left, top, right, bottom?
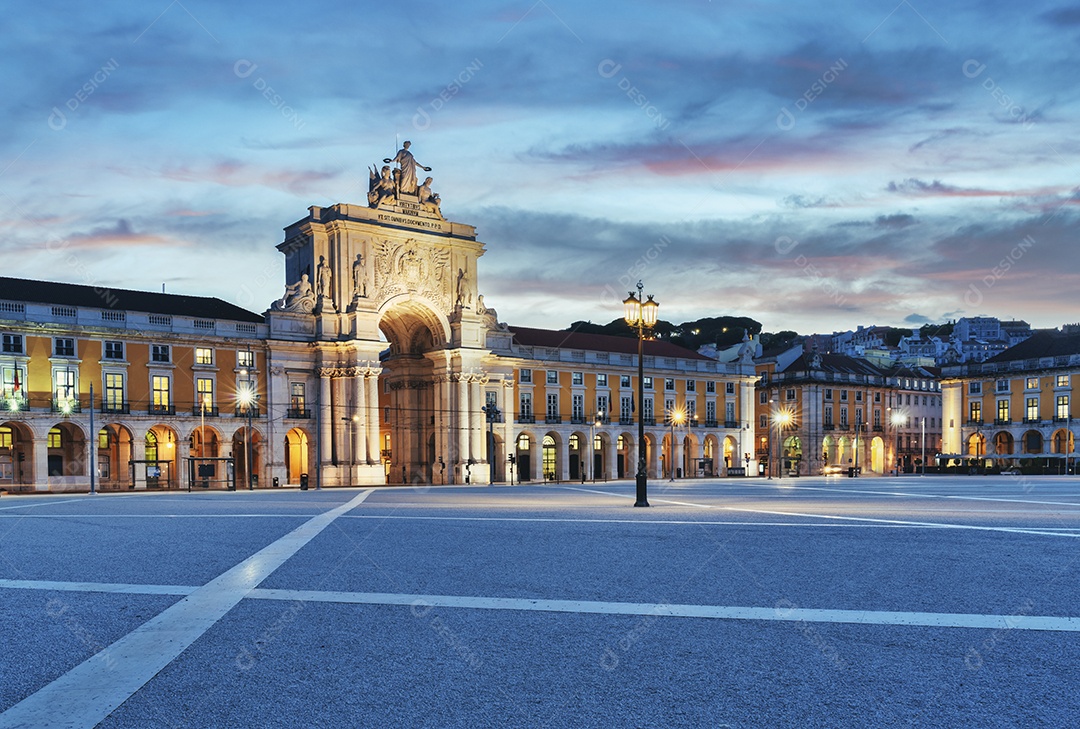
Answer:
12, 370, 19, 394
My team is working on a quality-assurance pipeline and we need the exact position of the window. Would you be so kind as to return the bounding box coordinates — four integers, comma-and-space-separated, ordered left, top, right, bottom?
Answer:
519, 392, 533, 418
48, 428, 62, 449
104, 341, 124, 360
572, 372, 583, 386
197, 378, 214, 410
874, 392, 881, 403
546, 370, 558, 385
665, 378, 675, 391
996, 379, 1010, 393
486, 391, 498, 413
855, 408, 863, 425
725, 382, 735, 395
873, 409, 881, 428
855, 391, 863, 402
1026, 377, 1039, 390
104, 373, 124, 411
620, 375, 631, 388
824, 405, 833, 426
706, 401, 716, 423
1058, 395, 1071, 420
54, 369, 76, 400
997, 399, 1010, 423
54, 338, 75, 357
1026, 397, 1039, 422
1058, 375, 1071, 388
664, 399, 675, 421
824, 388, 832, 400
520, 368, 532, 384
290, 382, 306, 412
840, 407, 848, 427
195, 348, 213, 365
723, 401, 733, 423
642, 397, 654, 422
970, 402, 982, 423
597, 373, 607, 387
706, 381, 715, 393
786, 388, 796, 401
152, 375, 171, 408
969, 382, 982, 395
620, 395, 632, 421
151, 345, 170, 363
688, 400, 698, 422
759, 414, 768, 428
759, 390, 768, 404
238, 350, 255, 368
686, 380, 696, 393
597, 395, 609, 420
643, 376, 653, 390
572, 393, 584, 421
98, 429, 110, 449
1, 365, 25, 399
759, 371, 769, 384
1, 334, 22, 354
546, 393, 559, 419
840, 390, 848, 402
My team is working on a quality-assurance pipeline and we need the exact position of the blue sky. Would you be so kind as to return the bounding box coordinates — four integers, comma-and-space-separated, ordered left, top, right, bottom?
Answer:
3, 0, 1079, 335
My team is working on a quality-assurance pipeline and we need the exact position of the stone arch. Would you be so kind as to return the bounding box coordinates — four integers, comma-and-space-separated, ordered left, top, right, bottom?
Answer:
568, 430, 589, 481
143, 424, 180, 489
231, 425, 264, 489
722, 435, 737, 475
515, 430, 538, 482
285, 427, 312, 484
377, 295, 451, 354
1020, 430, 1043, 454
1052, 429, 1075, 455
0, 421, 35, 491
542, 432, 562, 481
616, 431, 634, 479
992, 431, 1014, 456
47, 421, 87, 479
97, 423, 134, 490
644, 432, 659, 479
870, 436, 885, 474
822, 435, 837, 465
967, 432, 986, 457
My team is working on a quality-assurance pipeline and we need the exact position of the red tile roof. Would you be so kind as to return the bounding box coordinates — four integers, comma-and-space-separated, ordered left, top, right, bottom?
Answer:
510, 326, 710, 361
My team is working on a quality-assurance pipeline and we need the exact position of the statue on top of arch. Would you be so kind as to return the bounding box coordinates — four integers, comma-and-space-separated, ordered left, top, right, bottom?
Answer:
368, 141, 445, 219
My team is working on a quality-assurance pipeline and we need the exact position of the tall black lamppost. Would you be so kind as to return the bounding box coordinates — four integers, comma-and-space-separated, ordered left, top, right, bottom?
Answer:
482, 404, 501, 483
623, 281, 659, 507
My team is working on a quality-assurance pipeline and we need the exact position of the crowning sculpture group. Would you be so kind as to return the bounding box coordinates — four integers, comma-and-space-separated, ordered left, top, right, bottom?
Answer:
367, 140, 442, 218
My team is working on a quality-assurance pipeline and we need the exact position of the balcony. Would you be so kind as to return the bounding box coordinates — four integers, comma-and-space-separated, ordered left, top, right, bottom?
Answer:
1022, 417, 1042, 425
994, 418, 1011, 426
966, 419, 984, 427
52, 398, 82, 414
1, 396, 29, 413
723, 420, 738, 429
823, 423, 835, 431
192, 405, 220, 417
235, 406, 261, 418
544, 415, 562, 424
570, 416, 585, 425
517, 414, 536, 424
619, 416, 634, 426
595, 415, 611, 425
704, 419, 719, 428
286, 407, 311, 419
872, 425, 884, 432
642, 418, 656, 426
100, 400, 130, 414
148, 403, 175, 416
1053, 416, 1072, 423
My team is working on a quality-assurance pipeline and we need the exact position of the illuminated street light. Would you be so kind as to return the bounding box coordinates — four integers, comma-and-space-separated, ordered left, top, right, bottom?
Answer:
623, 281, 659, 507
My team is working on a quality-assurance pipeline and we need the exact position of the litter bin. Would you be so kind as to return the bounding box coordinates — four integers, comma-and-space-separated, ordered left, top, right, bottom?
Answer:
272, 476, 280, 488
847, 467, 855, 478
299, 473, 309, 491
676, 467, 683, 479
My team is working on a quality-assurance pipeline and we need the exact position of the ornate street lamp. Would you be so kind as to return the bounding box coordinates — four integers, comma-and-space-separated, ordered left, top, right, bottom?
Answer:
623, 281, 659, 507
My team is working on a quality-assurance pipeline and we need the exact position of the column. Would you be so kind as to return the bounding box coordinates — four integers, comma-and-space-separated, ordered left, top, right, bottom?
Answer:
437, 374, 453, 482
319, 371, 333, 467
469, 379, 484, 464
457, 375, 469, 476
365, 372, 380, 464
605, 436, 617, 481
353, 372, 367, 464
33, 437, 50, 492
332, 377, 345, 463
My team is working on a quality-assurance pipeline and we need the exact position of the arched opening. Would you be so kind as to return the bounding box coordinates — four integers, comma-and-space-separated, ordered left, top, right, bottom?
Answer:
645, 433, 659, 479
1052, 429, 1075, 455
822, 435, 837, 466
285, 427, 311, 484
48, 422, 87, 479
97, 424, 134, 490
592, 432, 608, 481
0, 421, 34, 491
721, 435, 736, 476
870, 436, 884, 474
967, 433, 986, 458
516, 432, 535, 482
542, 434, 558, 481
683, 433, 699, 478
616, 433, 632, 479
377, 296, 452, 487
838, 436, 853, 467
782, 435, 802, 474
142, 425, 178, 489
992, 431, 1014, 456
1021, 430, 1043, 454
231, 426, 263, 489
568, 432, 587, 481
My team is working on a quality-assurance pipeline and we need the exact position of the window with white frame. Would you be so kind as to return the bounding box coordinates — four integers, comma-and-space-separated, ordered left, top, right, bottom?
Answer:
104, 373, 124, 411
104, 340, 124, 360
620, 375, 631, 388
238, 350, 255, 368
596, 373, 608, 387
572, 372, 583, 386
686, 380, 696, 392
1026, 397, 1039, 421
151, 345, 170, 363
597, 395, 609, 420
53, 369, 76, 401
969, 382, 982, 395
197, 378, 214, 410
1057, 395, 1070, 420
1, 334, 22, 354
1057, 375, 1070, 388
572, 393, 584, 421
195, 348, 213, 366
546, 393, 559, 419
152, 375, 171, 409
519, 392, 533, 419
546, 370, 559, 385
643, 376, 653, 390
620, 395, 633, 420
725, 401, 734, 423
642, 397, 654, 422
665, 378, 675, 391
54, 338, 75, 357
706, 401, 716, 423
706, 381, 716, 393
1026, 377, 1039, 390
520, 368, 532, 384
726, 382, 735, 395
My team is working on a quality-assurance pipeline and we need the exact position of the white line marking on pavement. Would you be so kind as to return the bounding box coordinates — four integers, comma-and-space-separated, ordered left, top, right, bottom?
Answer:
774, 484, 1080, 508
246, 588, 1080, 632
0, 514, 314, 519
0, 579, 195, 596
558, 486, 1080, 538
0, 489, 372, 729
562, 486, 712, 508
0, 499, 85, 511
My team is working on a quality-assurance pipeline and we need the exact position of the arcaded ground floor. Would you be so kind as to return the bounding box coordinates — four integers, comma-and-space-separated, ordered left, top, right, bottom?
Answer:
2, 475, 1080, 727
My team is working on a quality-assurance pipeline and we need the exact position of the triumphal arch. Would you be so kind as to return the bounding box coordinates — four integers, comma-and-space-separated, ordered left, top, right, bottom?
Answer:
265, 143, 514, 487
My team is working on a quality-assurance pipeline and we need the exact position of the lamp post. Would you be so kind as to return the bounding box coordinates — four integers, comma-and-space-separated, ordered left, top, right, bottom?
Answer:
667, 407, 685, 482
774, 409, 792, 480
623, 281, 659, 507
238, 364, 256, 490
890, 410, 904, 476
590, 410, 604, 482
853, 417, 862, 477
921, 417, 926, 477
482, 404, 501, 483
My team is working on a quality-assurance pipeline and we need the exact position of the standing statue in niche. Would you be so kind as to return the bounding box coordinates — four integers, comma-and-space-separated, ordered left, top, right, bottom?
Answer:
352, 253, 367, 298
316, 255, 336, 313
384, 140, 431, 196
455, 267, 472, 308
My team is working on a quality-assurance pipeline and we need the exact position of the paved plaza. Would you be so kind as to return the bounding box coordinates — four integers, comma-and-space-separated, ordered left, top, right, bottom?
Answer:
2, 475, 1080, 727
